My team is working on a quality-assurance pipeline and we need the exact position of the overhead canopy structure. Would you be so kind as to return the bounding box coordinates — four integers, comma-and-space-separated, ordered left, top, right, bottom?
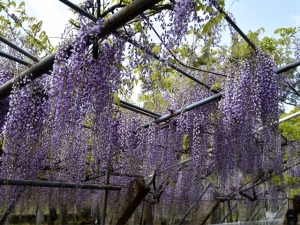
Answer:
0, 0, 299, 224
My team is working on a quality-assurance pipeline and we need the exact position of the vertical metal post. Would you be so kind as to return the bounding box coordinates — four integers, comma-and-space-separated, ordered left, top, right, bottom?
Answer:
101, 163, 110, 225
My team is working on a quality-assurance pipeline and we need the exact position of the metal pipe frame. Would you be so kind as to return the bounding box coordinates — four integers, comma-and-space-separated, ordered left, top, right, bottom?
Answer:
0, 0, 163, 100
273, 199, 287, 219
279, 111, 300, 123
277, 60, 300, 74
143, 93, 222, 128
1, 0, 300, 126
119, 103, 160, 118
0, 178, 121, 190
120, 100, 161, 118
0, 35, 39, 62
0, 51, 32, 67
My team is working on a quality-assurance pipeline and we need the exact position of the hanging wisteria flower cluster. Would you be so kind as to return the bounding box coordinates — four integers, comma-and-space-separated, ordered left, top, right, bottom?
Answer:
214, 50, 281, 185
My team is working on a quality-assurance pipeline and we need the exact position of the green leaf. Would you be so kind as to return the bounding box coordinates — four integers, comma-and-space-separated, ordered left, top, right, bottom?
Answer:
113, 94, 120, 105
152, 45, 160, 54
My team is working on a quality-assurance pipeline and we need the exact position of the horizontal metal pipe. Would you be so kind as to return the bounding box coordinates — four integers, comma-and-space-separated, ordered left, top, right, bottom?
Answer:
276, 60, 300, 74
279, 111, 300, 123
0, 51, 32, 67
0, 178, 121, 190
0, 0, 163, 100
143, 93, 222, 128
0, 35, 39, 62
120, 103, 160, 118
0, 53, 55, 99
120, 100, 161, 117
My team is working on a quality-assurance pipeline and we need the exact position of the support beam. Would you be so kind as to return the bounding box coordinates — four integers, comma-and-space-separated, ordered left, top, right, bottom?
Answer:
279, 111, 300, 123
178, 183, 211, 225
187, 200, 220, 225
220, 202, 237, 223
0, 35, 39, 62
0, 0, 163, 100
119, 103, 160, 118
59, 0, 97, 22
277, 60, 300, 74
0, 178, 121, 190
216, 8, 256, 51
120, 100, 161, 118
0, 51, 32, 67
143, 93, 222, 128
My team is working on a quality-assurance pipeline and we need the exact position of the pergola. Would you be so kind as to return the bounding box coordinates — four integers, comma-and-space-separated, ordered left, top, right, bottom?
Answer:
0, 0, 299, 224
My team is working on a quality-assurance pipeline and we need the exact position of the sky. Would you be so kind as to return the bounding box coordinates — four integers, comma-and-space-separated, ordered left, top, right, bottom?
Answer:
224, 0, 300, 38
23, 0, 82, 46
12, 0, 300, 48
